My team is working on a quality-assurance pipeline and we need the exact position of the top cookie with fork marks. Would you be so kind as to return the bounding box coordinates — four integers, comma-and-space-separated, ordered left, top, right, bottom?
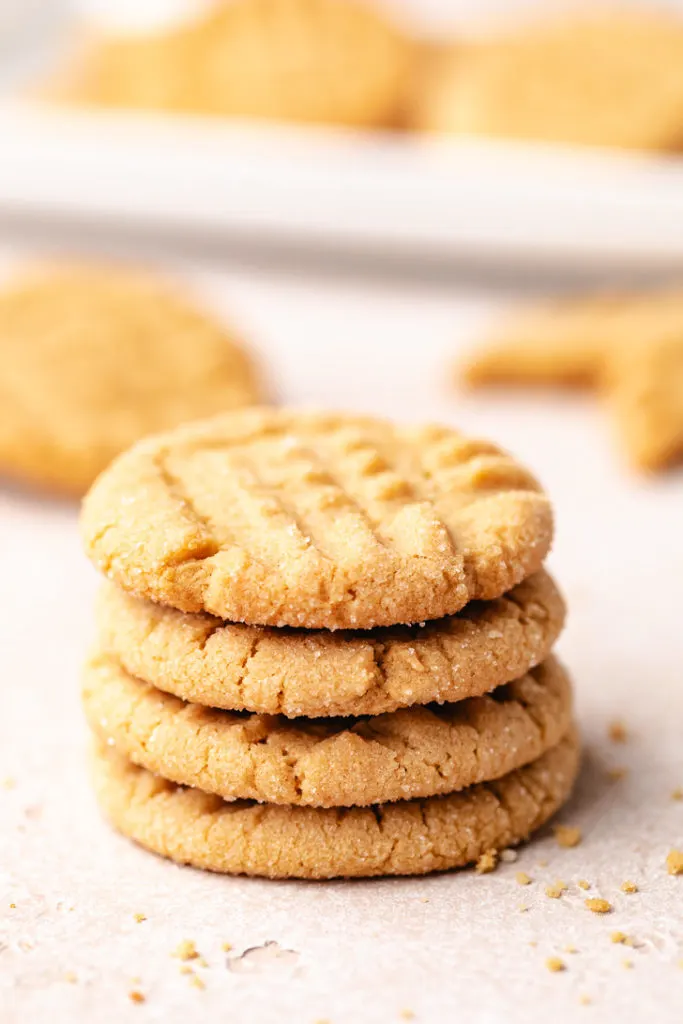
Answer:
81, 408, 553, 629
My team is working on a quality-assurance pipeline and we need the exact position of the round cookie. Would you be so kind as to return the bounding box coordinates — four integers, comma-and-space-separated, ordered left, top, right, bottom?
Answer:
83, 654, 572, 807
0, 267, 264, 496
90, 726, 580, 879
417, 10, 683, 151
96, 570, 564, 717
67, 0, 413, 129
81, 408, 553, 629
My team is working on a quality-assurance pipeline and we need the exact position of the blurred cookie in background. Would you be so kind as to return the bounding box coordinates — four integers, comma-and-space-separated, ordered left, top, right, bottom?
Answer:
415, 8, 683, 151
458, 286, 683, 474
61, 0, 414, 129
0, 265, 265, 497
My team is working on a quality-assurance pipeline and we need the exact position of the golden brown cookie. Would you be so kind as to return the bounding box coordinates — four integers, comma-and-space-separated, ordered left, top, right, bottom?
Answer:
417, 10, 683, 151
81, 408, 553, 629
95, 570, 564, 717
90, 726, 579, 878
460, 289, 683, 391
606, 336, 683, 472
0, 266, 264, 496
83, 653, 572, 807
64, 0, 413, 129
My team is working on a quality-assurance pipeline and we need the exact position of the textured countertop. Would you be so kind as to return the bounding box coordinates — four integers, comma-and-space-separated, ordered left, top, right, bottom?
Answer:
1, 254, 682, 1023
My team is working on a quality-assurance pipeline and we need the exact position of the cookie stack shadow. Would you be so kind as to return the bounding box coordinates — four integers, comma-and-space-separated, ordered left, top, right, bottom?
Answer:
81, 408, 580, 879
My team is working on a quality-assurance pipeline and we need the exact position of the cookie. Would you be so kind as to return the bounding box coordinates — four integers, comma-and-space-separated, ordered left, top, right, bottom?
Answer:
81, 408, 553, 629
417, 10, 683, 151
96, 569, 564, 717
83, 653, 572, 808
90, 726, 579, 878
0, 266, 264, 496
607, 336, 683, 472
65, 0, 413, 129
461, 289, 683, 391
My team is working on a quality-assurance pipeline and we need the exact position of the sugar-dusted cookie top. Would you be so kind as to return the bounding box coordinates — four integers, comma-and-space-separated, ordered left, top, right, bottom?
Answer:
84, 653, 572, 808
0, 267, 264, 496
417, 10, 683, 151
96, 570, 564, 716
81, 408, 553, 629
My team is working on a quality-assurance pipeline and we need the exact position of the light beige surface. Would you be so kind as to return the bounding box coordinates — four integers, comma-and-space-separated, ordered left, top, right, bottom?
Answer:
1, 254, 682, 1021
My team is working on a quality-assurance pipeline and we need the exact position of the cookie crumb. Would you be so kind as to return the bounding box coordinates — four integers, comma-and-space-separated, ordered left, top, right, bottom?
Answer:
564, 945, 579, 954
577, 880, 591, 890
400, 1012, 415, 1021
475, 850, 498, 874
545, 880, 569, 899
9, 903, 16, 910
666, 850, 683, 876
620, 880, 638, 894
518, 903, 529, 913
622, 958, 634, 970
585, 898, 613, 914
611, 931, 628, 944
173, 939, 198, 961
500, 849, 518, 863
221, 942, 233, 952
133, 913, 146, 923
516, 871, 532, 886
608, 721, 628, 743
420, 898, 430, 904
554, 825, 582, 848
197, 957, 209, 969
579, 994, 592, 1006
546, 957, 566, 973
607, 767, 628, 781
191, 976, 206, 991
672, 788, 683, 801
129, 991, 145, 1004
1, 777, 16, 790
64, 971, 78, 984
179, 965, 193, 976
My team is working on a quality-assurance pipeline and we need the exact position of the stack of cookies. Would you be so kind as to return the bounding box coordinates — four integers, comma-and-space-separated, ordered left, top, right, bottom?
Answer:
81, 408, 579, 879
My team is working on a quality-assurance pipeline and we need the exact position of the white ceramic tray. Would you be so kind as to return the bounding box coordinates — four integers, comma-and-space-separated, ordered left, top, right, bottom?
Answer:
4, 99, 683, 268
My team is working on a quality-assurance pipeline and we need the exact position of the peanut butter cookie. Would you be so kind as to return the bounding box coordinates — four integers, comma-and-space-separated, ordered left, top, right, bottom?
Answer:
0, 266, 263, 496
95, 570, 564, 716
81, 408, 553, 629
83, 653, 572, 807
90, 726, 579, 878
417, 10, 683, 150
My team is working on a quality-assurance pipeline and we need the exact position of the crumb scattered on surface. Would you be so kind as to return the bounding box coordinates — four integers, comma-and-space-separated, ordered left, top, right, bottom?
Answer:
579, 994, 592, 1006
9, 903, 16, 909
607, 767, 628, 781
545, 880, 569, 899
400, 1012, 415, 1021
554, 825, 582, 848
611, 931, 629, 944
173, 939, 198, 961
620, 880, 638, 894
666, 850, 683, 876
622, 958, 634, 969
197, 957, 209, 969
608, 721, 628, 743
537, 859, 548, 868
179, 965, 193, 976
565, 945, 578, 954
133, 913, 146, 923
516, 871, 532, 886
222, 942, 233, 952
476, 850, 498, 874
64, 972, 77, 984
518, 903, 529, 912
546, 957, 566, 973
585, 898, 613, 914
420, 898, 430, 904
129, 991, 145, 1004
529, 941, 538, 948
191, 976, 206, 990
672, 788, 683, 801
500, 849, 518, 863
1, 777, 16, 790
578, 880, 591, 890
